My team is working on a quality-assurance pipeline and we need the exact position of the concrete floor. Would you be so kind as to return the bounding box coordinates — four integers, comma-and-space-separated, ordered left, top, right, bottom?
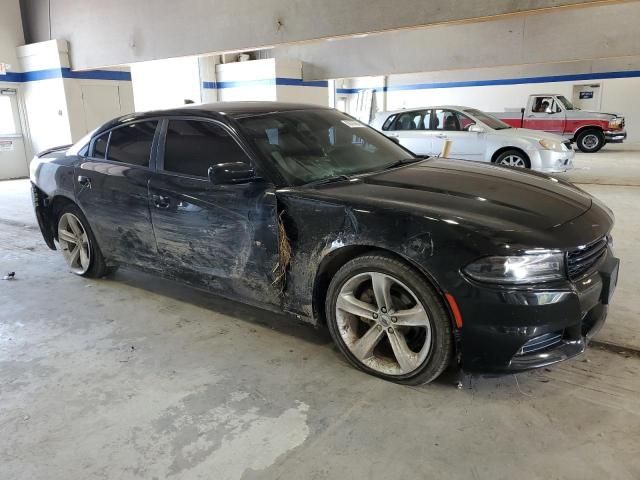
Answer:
1, 145, 640, 479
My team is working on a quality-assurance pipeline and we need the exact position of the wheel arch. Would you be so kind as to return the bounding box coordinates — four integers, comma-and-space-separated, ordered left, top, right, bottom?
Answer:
311, 245, 458, 334
49, 195, 79, 241
572, 124, 604, 141
490, 146, 530, 165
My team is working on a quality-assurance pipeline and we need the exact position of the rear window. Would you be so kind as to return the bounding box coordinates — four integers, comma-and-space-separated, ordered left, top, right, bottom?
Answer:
381, 114, 397, 131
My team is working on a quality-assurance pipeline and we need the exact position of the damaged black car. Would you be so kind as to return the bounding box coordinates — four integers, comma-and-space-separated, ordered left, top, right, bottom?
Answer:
30, 102, 620, 384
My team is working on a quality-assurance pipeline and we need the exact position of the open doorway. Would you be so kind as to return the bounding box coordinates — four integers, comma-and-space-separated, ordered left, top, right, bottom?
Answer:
0, 88, 29, 180
572, 83, 601, 111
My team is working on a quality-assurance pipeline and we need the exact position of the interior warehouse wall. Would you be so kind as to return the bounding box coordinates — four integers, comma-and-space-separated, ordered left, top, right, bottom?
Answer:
341, 62, 640, 143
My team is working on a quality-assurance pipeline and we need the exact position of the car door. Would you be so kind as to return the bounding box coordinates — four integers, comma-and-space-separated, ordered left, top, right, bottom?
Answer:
523, 96, 566, 135
431, 109, 484, 160
75, 120, 160, 267
148, 118, 280, 306
385, 110, 432, 155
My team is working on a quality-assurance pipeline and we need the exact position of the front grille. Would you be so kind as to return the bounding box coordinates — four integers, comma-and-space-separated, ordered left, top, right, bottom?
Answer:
567, 236, 607, 280
516, 331, 564, 356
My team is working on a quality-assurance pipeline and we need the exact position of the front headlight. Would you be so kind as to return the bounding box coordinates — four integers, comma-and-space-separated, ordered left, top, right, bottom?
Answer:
464, 253, 565, 284
608, 117, 623, 129
539, 139, 565, 152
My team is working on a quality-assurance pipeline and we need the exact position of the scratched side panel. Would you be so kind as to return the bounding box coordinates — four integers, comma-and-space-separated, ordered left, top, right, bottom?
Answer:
276, 191, 465, 323
74, 160, 159, 269
148, 173, 281, 308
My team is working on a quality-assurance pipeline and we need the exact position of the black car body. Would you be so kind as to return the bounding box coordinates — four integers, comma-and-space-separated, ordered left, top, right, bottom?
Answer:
30, 102, 619, 383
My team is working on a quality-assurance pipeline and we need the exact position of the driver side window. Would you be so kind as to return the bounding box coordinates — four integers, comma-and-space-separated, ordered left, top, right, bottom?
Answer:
433, 110, 475, 131
532, 96, 561, 114
163, 120, 251, 178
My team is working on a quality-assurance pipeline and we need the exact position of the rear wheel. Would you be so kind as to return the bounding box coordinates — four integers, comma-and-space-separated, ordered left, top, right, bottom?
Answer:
576, 129, 604, 153
325, 254, 453, 385
494, 149, 531, 169
56, 203, 111, 278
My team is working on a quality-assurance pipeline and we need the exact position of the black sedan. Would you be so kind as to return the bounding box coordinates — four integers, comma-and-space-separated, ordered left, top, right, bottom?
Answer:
30, 102, 619, 384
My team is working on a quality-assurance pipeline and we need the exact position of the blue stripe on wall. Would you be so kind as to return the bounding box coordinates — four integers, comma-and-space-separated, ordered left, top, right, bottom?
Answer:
202, 77, 329, 89
0, 68, 132, 83
336, 69, 640, 94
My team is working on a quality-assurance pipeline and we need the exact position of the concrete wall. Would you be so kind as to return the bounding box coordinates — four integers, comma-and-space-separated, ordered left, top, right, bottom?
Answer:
130, 57, 202, 111
7, 40, 135, 155
19, 0, 615, 70
213, 58, 329, 105
0, 0, 24, 71
340, 60, 640, 142
278, 1, 640, 81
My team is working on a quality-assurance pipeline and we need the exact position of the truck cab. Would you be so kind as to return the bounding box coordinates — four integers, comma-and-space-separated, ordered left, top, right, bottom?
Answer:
493, 94, 627, 153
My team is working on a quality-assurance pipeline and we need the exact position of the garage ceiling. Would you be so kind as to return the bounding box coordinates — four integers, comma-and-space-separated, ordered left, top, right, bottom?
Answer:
21, 0, 632, 70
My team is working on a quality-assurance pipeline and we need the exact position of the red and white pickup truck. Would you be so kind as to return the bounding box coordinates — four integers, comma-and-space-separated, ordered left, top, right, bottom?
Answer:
491, 94, 627, 153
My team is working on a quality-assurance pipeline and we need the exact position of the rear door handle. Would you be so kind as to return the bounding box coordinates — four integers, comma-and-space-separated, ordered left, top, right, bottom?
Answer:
152, 194, 171, 209
436, 133, 448, 138
77, 175, 91, 189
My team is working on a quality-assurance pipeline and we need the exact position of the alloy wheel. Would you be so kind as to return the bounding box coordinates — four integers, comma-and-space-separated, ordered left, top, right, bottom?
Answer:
58, 212, 91, 275
499, 155, 526, 167
335, 272, 432, 376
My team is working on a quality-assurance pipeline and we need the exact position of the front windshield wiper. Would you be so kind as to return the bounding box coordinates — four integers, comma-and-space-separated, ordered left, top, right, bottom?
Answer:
303, 174, 352, 187
382, 157, 425, 170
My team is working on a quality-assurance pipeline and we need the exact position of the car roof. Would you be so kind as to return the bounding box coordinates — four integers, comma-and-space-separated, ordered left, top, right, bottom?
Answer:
375, 105, 478, 117
98, 101, 333, 132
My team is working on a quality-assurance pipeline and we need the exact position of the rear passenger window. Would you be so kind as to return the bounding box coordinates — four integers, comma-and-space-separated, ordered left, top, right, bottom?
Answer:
92, 133, 108, 159
163, 120, 251, 177
107, 121, 158, 167
393, 110, 430, 130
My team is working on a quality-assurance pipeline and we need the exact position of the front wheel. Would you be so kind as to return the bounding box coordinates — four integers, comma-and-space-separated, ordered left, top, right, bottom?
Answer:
575, 129, 605, 153
494, 149, 531, 169
325, 254, 453, 385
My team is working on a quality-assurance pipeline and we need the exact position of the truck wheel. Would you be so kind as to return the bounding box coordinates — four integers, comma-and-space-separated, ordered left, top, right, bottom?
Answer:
576, 129, 604, 153
494, 149, 531, 169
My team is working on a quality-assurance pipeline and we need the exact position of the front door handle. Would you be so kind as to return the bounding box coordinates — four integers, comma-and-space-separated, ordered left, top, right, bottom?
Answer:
436, 133, 448, 139
152, 194, 171, 209
77, 175, 92, 189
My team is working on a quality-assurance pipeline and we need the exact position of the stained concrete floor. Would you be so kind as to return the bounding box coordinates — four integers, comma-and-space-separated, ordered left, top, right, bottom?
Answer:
1, 145, 639, 479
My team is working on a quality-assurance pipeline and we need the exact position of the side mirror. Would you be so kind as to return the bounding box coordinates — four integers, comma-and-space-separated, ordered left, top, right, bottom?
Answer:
389, 136, 400, 144
208, 162, 257, 185
468, 124, 485, 133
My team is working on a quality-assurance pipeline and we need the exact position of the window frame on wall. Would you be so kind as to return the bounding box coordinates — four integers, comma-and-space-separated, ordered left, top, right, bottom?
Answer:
88, 119, 162, 169
156, 117, 257, 181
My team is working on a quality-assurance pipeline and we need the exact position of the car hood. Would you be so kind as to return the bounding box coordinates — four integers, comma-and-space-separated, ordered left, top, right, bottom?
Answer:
566, 110, 621, 120
300, 159, 592, 232
490, 127, 566, 143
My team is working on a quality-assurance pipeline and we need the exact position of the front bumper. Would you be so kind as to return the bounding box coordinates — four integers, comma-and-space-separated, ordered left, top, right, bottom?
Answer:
457, 247, 619, 374
604, 130, 627, 143
533, 148, 575, 173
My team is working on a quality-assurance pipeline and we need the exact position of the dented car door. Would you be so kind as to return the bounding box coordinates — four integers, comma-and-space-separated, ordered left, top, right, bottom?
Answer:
148, 118, 280, 305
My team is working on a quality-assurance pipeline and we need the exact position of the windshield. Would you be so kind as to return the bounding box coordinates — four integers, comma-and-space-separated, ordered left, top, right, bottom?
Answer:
463, 109, 512, 130
557, 95, 576, 110
236, 109, 415, 186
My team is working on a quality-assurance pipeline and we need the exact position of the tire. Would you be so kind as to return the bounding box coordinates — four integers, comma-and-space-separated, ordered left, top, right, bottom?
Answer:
575, 129, 605, 153
494, 149, 531, 169
55, 203, 110, 278
325, 254, 453, 385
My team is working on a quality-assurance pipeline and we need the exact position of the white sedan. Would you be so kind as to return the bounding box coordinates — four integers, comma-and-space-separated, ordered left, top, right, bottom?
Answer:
370, 106, 574, 173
